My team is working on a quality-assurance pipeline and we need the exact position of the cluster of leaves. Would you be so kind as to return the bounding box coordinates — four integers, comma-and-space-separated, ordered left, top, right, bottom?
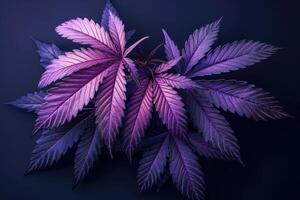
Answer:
10, 1, 288, 199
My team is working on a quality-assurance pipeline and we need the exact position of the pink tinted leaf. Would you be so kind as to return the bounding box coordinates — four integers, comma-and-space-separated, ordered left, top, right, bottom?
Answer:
39, 48, 114, 88
182, 19, 220, 74
169, 136, 205, 200
56, 18, 114, 53
108, 12, 126, 53
197, 80, 289, 120
123, 78, 153, 157
95, 62, 127, 152
123, 58, 139, 84
189, 40, 278, 77
156, 73, 198, 89
74, 127, 101, 185
138, 133, 170, 191
153, 80, 187, 137
124, 36, 149, 56
184, 91, 240, 158
154, 57, 181, 73
34, 65, 110, 133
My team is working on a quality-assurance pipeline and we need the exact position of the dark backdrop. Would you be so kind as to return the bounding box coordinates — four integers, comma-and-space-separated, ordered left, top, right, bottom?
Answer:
0, 0, 299, 199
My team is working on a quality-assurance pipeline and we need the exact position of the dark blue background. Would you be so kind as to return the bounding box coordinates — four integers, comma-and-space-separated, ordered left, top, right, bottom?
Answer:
0, 0, 299, 199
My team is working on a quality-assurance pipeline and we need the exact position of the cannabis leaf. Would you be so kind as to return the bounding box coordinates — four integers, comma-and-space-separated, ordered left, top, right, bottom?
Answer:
138, 132, 205, 199
34, 11, 148, 154
197, 80, 289, 120
27, 115, 92, 173
34, 40, 63, 68
169, 136, 205, 200
138, 133, 170, 190
74, 123, 101, 185
10, 1, 289, 200
123, 56, 197, 157
8, 91, 46, 113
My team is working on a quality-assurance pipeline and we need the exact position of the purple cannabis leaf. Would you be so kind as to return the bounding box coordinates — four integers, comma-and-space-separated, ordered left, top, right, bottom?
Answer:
10, 2, 289, 200
101, 0, 118, 30
34, 40, 63, 68
123, 56, 197, 157
188, 40, 278, 78
74, 124, 101, 185
27, 115, 92, 173
182, 19, 220, 74
101, 0, 136, 41
169, 136, 205, 199
184, 90, 240, 159
9, 91, 46, 113
34, 11, 148, 153
197, 80, 289, 120
138, 133, 170, 190
35, 64, 110, 132
123, 78, 153, 157
38, 48, 114, 88
188, 132, 237, 160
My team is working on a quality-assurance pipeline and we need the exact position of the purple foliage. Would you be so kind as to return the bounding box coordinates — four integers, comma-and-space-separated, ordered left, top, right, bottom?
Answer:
138, 133, 169, 190
34, 40, 63, 68
188, 132, 237, 160
184, 91, 240, 159
9, 91, 46, 113
10, 2, 289, 200
123, 78, 153, 157
188, 40, 278, 77
169, 136, 205, 199
74, 124, 101, 185
197, 80, 289, 120
27, 115, 92, 173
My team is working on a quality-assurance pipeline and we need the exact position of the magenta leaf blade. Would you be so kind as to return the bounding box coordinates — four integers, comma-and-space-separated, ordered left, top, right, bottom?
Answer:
123, 78, 153, 157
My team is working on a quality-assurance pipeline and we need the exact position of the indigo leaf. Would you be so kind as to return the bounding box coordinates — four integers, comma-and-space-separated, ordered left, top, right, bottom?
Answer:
126, 29, 136, 41
137, 133, 169, 191
189, 40, 278, 77
184, 91, 240, 158
74, 126, 101, 185
9, 91, 46, 113
169, 136, 205, 200
34, 40, 63, 68
197, 80, 289, 120
188, 132, 238, 161
27, 115, 92, 173
182, 19, 220, 74
101, 0, 118, 31
162, 29, 180, 61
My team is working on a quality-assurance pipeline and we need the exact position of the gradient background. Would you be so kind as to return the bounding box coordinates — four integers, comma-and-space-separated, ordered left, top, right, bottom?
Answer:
0, 0, 299, 199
